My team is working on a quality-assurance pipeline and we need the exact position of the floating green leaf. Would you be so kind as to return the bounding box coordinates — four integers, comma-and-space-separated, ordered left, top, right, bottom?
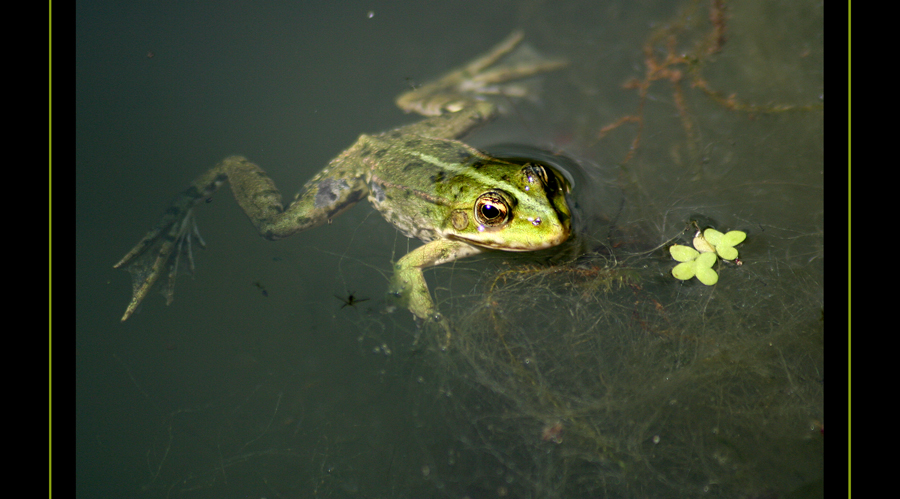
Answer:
669, 244, 718, 285
693, 252, 719, 285
702, 229, 746, 260
692, 232, 716, 254
670, 244, 699, 262
672, 261, 696, 280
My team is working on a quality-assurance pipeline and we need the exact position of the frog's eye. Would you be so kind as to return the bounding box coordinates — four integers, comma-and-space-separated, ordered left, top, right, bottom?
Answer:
522, 164, 549, 185
523, 164, 570, 194
547, 168, 570, 194
474, 191, 512, 227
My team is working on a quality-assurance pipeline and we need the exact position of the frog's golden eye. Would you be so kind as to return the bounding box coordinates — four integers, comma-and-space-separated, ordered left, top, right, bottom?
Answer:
474, 191, 512, 227
523, 164, 549, 185
523, 164, 569, 194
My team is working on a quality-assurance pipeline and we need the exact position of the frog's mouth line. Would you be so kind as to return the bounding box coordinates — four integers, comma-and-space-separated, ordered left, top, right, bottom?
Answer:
450, 232, 570, 252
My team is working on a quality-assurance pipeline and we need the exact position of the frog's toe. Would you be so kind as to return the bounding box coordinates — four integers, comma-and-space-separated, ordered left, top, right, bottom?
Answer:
463, 58, 568, 91
431, 313, 453, 350
116, 209, 205, 321
411, 312, 453, 350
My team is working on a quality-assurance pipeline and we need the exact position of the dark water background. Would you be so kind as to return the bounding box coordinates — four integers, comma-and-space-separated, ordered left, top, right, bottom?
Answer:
76, 1, 824, 497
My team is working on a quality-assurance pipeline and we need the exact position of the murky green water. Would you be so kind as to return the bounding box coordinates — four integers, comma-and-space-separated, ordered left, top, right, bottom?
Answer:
76, 1, 823, 497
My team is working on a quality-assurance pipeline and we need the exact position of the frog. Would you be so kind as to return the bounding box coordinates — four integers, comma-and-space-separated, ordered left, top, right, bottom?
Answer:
115, 31, 572, 341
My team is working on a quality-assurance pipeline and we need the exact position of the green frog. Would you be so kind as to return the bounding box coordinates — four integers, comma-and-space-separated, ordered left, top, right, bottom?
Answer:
115, 31, 572, 340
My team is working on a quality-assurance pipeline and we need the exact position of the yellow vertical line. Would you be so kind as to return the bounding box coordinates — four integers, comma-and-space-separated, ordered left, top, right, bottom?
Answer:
847, 1, 852, 497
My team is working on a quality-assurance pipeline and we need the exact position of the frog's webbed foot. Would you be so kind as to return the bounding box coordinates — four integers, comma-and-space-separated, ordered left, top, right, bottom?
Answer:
114, 155, 369, 321
114, 207, 206, 321
396, 30, 568, 117
413, 313, 454, 351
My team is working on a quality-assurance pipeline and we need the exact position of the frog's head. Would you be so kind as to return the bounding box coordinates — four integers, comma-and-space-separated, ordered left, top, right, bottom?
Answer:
441, 161, 572, 251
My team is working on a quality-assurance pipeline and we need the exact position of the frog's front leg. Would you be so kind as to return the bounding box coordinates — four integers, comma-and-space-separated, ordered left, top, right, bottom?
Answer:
389, 239, 483, 345
115, 152, 368, 321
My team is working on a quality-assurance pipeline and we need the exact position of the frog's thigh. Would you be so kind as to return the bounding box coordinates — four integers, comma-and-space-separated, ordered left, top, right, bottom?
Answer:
226, 149, 369, 239
390, 239, 482, 320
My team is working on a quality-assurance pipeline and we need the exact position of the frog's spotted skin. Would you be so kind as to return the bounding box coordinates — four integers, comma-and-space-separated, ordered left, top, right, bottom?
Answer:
115, 32, 570, 337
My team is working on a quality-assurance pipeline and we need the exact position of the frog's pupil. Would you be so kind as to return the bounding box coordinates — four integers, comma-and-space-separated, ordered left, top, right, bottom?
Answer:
482, 204, 500, 219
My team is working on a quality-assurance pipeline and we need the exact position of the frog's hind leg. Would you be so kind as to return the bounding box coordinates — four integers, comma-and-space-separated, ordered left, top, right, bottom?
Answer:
114, 164, 226, 321
395, 30, 568, 118
115, 154, 368, 321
